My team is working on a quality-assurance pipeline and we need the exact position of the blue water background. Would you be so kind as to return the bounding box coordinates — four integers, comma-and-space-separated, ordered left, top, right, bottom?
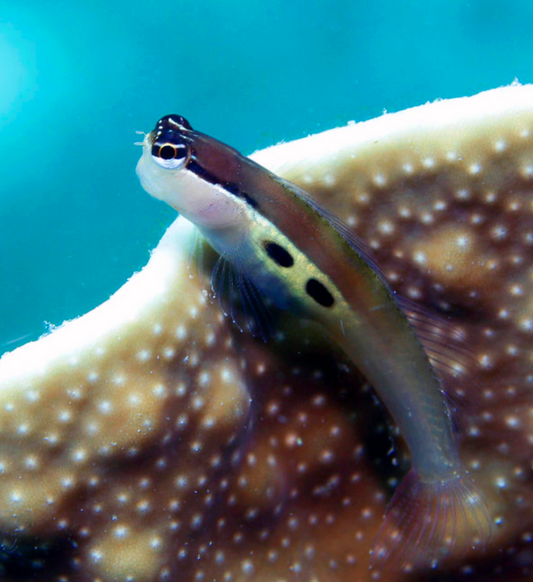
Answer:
1, 0, 532, 350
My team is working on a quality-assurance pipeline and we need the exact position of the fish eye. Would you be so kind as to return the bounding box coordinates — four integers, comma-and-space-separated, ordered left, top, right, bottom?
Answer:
151, 142, 190, 169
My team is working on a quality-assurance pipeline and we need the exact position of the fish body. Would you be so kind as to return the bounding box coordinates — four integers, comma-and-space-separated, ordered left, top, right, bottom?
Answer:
136, 114, 490, 571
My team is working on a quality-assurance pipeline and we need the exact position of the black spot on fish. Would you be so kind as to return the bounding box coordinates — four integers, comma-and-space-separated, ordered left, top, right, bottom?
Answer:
306, 279, 334, 307
263, 241, 294, 268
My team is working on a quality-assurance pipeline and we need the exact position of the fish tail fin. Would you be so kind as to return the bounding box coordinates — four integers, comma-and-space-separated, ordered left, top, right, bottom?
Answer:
369, 469, 491, 576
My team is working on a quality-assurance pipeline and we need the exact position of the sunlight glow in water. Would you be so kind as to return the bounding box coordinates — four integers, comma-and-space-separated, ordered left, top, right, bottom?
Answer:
0, 22, 36, 125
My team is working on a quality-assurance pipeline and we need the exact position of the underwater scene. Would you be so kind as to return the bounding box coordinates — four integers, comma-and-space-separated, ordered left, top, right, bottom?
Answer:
2, 0, 533, 580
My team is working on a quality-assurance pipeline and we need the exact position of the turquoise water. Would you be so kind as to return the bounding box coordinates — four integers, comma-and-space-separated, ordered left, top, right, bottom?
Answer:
1, 0, 533, 349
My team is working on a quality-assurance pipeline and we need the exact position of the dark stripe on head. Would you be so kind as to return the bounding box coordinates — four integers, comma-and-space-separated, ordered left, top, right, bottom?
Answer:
188, 157, 259, 209
306, 279, 335, 307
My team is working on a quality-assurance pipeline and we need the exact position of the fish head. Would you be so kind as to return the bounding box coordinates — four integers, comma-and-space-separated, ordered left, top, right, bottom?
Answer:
137, 114, 246, 231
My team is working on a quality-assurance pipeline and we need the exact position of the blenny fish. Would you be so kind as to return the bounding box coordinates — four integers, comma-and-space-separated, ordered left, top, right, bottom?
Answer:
136, 114, 491, 572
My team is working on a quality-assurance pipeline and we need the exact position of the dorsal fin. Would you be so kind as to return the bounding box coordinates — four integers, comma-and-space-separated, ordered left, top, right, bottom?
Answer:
289, 182, 389, 283
291, 183, 477, 400
396, 296, 478, 398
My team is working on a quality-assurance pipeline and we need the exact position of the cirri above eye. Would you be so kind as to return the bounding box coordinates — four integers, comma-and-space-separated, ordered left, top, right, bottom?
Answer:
151, 142, 190, 170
